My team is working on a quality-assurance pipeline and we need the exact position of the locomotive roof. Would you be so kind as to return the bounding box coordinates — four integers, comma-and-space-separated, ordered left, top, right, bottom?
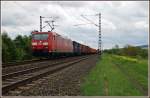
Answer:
32, 31, 72, 41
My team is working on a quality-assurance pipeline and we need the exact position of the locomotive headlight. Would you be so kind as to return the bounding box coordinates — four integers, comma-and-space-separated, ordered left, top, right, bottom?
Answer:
43, 42, 48, 45
32, 42, 37, 45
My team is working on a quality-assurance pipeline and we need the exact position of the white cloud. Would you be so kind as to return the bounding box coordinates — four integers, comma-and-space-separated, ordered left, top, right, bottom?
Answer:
1, 1, 149, 49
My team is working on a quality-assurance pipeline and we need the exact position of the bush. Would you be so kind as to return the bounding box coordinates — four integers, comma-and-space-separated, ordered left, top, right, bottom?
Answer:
2, 32, 32, 62
103, 45, 148, 59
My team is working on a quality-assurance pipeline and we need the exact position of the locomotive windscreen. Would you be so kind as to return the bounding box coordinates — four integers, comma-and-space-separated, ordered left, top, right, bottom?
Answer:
32, 34, 48, 40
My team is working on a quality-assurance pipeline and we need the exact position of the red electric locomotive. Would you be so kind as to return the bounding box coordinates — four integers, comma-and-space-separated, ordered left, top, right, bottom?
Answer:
31, 31, 73, 57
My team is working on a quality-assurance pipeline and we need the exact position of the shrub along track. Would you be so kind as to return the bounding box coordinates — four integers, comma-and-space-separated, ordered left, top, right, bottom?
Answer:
5, 54, 98, 96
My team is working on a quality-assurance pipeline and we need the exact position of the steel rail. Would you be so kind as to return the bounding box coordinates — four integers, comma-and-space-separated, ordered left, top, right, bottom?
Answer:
2, 57, 81, 80
2, 57, 88, 95
2, 58, 49, 68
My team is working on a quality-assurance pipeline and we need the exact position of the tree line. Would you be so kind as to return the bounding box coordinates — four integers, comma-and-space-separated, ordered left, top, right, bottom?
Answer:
103, 45, 148, 59
2, 32, 32, 63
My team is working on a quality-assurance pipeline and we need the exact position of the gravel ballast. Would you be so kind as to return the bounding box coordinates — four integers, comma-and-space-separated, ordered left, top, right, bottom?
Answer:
8, 54, 99, 96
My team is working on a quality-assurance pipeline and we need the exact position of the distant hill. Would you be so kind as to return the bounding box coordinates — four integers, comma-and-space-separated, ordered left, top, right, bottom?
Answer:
136, 45, 148, 49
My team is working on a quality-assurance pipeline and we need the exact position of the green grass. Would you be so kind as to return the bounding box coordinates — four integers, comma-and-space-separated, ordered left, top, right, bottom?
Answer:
81, 54, 148, 96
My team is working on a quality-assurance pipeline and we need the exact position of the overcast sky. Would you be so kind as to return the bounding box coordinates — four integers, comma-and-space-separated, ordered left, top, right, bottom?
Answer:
1, 1, 149, 49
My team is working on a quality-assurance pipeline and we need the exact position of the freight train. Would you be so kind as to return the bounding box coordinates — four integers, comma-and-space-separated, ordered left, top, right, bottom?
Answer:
31, 31, 97, 57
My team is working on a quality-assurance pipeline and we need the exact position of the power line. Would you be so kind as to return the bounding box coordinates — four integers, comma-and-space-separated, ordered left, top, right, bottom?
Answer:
58, 2, 92, 27
81, 15, 98, 27
13, 1, 36, 17
74, 13, 102, 56
73, 23, 95, 26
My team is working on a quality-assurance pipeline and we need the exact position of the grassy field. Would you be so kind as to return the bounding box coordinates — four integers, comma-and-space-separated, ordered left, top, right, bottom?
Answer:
81, 53, 148, 96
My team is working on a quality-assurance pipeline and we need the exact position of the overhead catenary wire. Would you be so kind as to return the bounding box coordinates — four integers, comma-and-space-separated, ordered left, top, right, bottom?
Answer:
57, 2, 88, 43
73, 13, 102, 56
13, 1, 36, 17
80, 14, 99, 27
73, 23, 95, 26
12, 2, 60, 32
57, 2, 94, 28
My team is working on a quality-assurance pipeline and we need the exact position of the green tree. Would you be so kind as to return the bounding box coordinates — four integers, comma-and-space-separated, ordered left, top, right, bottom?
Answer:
2, 32, 33, 62
14, 35, 32, 60
2, 32, 18, 62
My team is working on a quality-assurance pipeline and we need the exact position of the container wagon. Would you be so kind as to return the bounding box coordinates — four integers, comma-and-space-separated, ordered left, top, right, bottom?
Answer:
73, 41, 81, 55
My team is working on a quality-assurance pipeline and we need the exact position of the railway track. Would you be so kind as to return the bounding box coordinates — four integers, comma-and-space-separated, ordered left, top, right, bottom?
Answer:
2, 56, 88, 95
2, 56, 71, 68
2, 56, 83, 75
2, 56, 84, 79
2, 58, 49, 68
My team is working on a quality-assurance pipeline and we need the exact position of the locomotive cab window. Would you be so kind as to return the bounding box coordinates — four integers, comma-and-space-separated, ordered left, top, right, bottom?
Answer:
32, 34, 48, 40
